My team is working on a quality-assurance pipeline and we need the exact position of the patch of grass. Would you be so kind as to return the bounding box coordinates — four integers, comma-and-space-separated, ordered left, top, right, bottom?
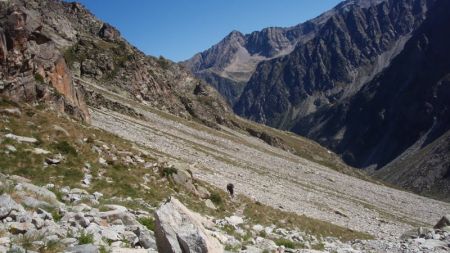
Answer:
40, 240, 65, 253
243, 201, 374, 242
161, 166, 178, 178
51, 141, 77, 156
78, 231, 94, 245
34, 73, 45, 83
274, 238, 303, 249
138, 217, 155, 231
99, 245, 110, 253
224, 244, 240, 252
209, 191, 223, 206
312, 242, 325, 251
51, 209, 62, 222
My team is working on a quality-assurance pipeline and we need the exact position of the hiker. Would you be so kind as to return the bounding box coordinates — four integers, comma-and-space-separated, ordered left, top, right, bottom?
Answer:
226, 183, 234, 198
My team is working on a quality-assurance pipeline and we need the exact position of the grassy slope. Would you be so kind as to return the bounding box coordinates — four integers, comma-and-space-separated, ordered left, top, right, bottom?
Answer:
0, 98, 373, 246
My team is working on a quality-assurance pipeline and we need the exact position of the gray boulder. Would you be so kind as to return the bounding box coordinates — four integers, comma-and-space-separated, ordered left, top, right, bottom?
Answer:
0, 194, 24, 219
434, 215, 450, 229
66, 244, 99, 253
154, 197, 223, 253
133, 226, 157, 249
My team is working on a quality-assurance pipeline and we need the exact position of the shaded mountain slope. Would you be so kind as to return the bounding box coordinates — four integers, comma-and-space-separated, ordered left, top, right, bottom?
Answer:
235, 0, 433, 128
293, 0, 450, 196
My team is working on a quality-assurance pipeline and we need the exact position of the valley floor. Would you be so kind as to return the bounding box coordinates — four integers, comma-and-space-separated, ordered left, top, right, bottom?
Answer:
90, 104, 450, 241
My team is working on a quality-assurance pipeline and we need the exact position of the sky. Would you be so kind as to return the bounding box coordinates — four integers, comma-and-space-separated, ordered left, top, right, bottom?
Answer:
74, 0, 342, 62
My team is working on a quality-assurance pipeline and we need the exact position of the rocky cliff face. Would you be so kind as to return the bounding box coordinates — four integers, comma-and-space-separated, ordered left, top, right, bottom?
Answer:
0, 0, 231, 128
0, 1, 90, 122
292, 0, 450, 168
235, 0, 432, 128
181, 21, 318, 105
182, 0, 389, 106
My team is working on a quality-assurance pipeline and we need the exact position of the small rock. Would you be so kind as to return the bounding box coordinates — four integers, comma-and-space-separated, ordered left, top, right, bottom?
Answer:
61, 237, 77, 245
0, 194, 24, 219
32, 148, 51, 155
66, 244, 99, 253
0, 108, 21, 116
204, 199, 216, 210
5, 145, 16, 152
154, 197, 223, 252
9, 222, 34, 234
252, 224, 264, 233
0, 237, 11, 245
93, 192, 103, 200
4, 133, 37, 143
225, 215, 244, 226
32, 217, 45, 229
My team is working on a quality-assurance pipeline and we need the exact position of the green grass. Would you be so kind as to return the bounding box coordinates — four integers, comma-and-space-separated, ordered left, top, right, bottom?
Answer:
78, 231, 94, 244
138, 217, 155, 231
243, 201, 374, 242
34, 73, 45, 83
209, 191, 223, 206
0, 100, 375, 248
51, 141, 77, 156
274, 238, 303, 249
51, 209, 62, 222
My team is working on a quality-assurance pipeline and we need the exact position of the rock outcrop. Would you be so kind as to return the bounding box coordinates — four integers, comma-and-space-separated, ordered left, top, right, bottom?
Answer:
0, 1, 90, 122
154, 198, 223, 253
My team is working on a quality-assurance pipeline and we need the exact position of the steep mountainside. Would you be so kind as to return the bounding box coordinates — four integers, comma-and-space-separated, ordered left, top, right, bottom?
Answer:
1, 0, 450, 252
235, 0, 432, 128
293, 0, 450, 167
182, 0, 388, 106
0, 0, 231, 128
185, 0, 450, 199
375, 129, 450, 201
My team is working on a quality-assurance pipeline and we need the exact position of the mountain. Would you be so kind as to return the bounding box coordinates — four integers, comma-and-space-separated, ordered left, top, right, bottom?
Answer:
292, 0, 450, 169
1, 0, 450, 252
182, 0, 387, 106
185, 0, 450, 198
235, 0, 433, 129
0, 0, 231, 129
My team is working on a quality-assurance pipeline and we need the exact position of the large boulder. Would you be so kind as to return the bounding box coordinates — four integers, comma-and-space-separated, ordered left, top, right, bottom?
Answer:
154, 198, 223, 253
98, 23, 120, 42
0, 194, 24, 219
434, 215, 450, 229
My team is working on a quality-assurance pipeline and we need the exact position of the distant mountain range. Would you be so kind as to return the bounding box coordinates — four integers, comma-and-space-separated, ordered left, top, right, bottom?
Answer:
183, 0, 450, 198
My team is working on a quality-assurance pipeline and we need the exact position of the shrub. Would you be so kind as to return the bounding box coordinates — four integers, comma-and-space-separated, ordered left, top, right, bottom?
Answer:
157, 56, 170, 69
138, 217, 155, 231
52, 141, 77, 156
274, 238, 298, 249
99, 245, 110, 253
161, 167, 177, 178
34, 73, 45, 83
51, 209, 62, 222
209, 192, 222, 205
78, 231, 94, 244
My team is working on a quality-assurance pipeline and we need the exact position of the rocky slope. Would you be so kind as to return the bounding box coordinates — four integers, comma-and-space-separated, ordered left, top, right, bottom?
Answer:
235, 0, 432, 129
2, 0, 450, 252
182, 0, 393, 106
0, 0, 90, 123
0, 0, 231, 129
291, 0, 450, 188
2, 76, 450, 253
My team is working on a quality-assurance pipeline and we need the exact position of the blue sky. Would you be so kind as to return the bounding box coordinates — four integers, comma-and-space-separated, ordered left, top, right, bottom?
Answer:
74, 0, 342, 62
